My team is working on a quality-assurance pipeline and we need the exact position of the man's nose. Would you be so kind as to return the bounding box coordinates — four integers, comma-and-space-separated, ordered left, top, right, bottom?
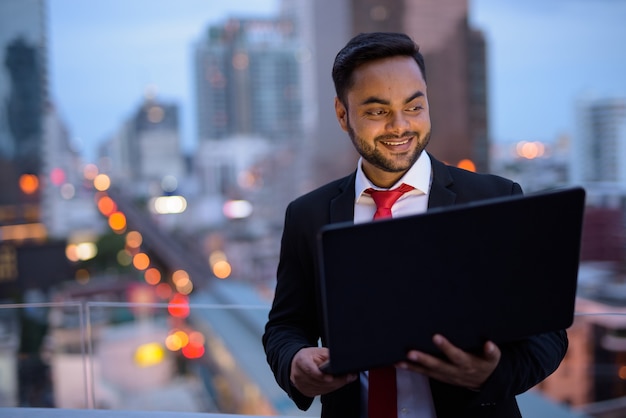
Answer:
386, 112, 410, 132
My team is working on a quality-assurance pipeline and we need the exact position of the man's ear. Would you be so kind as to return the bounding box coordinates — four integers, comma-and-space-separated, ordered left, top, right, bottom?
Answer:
334, 97, 348, 132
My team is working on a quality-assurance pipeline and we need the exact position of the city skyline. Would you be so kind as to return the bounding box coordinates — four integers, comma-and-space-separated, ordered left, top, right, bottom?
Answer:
46, 0, 626, 162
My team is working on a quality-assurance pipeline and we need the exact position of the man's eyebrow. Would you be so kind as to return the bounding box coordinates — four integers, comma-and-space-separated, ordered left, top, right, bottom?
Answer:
359, 91, 425, 106
405, 91, 425, 103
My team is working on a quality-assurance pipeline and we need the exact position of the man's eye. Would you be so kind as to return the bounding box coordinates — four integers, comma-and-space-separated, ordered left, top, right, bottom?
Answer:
407, 106, 423, 112
367, 109, 386, 116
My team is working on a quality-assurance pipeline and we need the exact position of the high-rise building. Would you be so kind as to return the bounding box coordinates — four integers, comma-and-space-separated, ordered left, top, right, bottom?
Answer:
351, 0, 490, 172
194, 17, 302, 142
569, 97, 626, 272
0, 0, 47, 210
279, 0, 490, 193
99, 94, 185, 197
570, 97, 626, 191
279, 0, 358, 192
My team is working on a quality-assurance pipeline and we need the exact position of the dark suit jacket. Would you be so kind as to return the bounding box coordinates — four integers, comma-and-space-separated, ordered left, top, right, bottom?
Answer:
263, 154, 568, 418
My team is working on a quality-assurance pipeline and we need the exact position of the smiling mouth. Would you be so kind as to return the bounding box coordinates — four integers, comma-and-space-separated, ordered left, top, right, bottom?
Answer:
381, 138, 410, 146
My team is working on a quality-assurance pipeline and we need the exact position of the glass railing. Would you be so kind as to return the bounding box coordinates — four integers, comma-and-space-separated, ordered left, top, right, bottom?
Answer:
2, 290, 626, 417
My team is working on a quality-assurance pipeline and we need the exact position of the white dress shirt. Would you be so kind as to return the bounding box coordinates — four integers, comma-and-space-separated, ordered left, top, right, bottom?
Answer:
354, 151, 436, 418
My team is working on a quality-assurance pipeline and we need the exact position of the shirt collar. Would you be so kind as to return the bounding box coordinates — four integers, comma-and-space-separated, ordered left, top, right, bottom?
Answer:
355, 151, 432, 201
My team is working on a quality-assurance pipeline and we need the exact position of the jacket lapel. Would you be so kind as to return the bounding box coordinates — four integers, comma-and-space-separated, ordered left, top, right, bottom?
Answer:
329, 172, 356, 224
328, 155, 456, 220
428, 155, 457, 209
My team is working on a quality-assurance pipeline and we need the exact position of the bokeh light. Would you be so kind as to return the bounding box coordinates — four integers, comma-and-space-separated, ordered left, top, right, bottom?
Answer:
126, 231, 143, 249
156, 283, 173, 300
182, 341, 205, 359
60, 183, 75, 199
213, 260, 232, 279
165, 329, 189, 351
108, 211, 127, 233
223, 199, 253, 219
172, 270, 189, 287
93, 173, 111, 191
19, 174, 39, 194
117, 249, 133, 266
457, 159, 476, 172
134, 342, 165, 367
83, 163, 98, 180
150, 196, 187, 214
516, 141, 546, 159
50, 168, 66, 186
132, 252, 150, 270
168, 293, 190, 318
75, 269, 90, 284
144, 268, 161, 285
97, 195, 117, 216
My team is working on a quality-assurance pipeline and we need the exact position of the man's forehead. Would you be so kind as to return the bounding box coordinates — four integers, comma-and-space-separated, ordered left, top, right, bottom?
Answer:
350, 56, 425, 86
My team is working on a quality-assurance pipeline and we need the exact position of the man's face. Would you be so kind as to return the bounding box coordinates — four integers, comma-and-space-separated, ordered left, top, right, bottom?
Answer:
335, 56, 431, 188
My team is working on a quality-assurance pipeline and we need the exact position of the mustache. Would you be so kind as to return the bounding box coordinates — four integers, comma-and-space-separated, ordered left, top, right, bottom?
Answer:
375, 131, 419, 142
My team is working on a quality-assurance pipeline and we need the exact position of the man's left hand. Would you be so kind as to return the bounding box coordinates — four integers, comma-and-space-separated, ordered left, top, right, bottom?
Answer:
396, 334, 501, 391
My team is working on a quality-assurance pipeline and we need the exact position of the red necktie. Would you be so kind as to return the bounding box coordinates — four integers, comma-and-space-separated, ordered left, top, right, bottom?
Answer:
366, 183, 415, 220
366, 183, 414, 417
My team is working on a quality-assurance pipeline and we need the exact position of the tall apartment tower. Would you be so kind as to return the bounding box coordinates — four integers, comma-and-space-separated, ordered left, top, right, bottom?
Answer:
570, 97, 626, 192
194, 18, 302, 142
280, 0, 490, 192
0, 0, 47, 209
351, 0, 490, 173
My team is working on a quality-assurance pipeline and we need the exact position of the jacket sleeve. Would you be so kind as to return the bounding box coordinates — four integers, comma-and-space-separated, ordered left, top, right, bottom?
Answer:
468, 329, 568, 407
262, 202, 320, 411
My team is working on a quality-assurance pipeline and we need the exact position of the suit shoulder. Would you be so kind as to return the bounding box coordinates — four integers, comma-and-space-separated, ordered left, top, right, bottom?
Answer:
446, 165, 522, 197
289, 175, 352, 210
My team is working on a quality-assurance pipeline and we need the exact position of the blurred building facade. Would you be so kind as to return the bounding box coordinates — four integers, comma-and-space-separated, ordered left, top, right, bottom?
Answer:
571, 97, 626, 200
99, 95, 185, 198
0, 0, 47, 213
194, 17, 302, 143
569, 96, 626, 270
350, 0, 490, 173
279, 0, 490, 195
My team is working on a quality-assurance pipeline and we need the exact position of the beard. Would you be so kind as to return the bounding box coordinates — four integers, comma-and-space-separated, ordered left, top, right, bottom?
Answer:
346, 117, 431, 173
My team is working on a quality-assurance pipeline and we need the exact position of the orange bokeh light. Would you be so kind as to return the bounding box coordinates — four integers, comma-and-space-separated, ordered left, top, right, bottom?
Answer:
213, 260, 232, 279
457, 159, 476, 172
97, 195, 117, 216
165, 329, 189, 351
516, 141, 545, 159
108, 211, 127, 232
19, 174, 39, 194
155, 283, 172, 300
126, 231, 143, 248
144, 267, 161, 285
133, 252, 150, 270
172, 269, 189, 284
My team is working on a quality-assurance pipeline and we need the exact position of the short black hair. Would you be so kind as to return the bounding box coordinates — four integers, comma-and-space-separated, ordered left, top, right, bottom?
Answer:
332, 32, 426, 105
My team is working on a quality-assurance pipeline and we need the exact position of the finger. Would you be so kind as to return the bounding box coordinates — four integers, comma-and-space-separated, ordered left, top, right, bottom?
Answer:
405, 349, 450, 373
483, 341, 501, 362
432, 334, 467, 363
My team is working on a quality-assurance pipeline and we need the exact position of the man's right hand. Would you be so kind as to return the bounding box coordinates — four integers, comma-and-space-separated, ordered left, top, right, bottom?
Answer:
290, 347, 358, 397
